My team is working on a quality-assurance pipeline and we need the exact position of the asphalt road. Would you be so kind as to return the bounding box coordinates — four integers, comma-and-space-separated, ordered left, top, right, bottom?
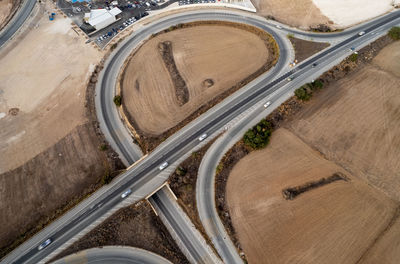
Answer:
2, 7, 400, 264
0, 0, 36, 48
52, 246, 172, 264
149, 187, 222, 264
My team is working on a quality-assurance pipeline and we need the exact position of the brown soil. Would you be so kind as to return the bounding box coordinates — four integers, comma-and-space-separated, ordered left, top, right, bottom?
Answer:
0, 3, 127, 258
210, 35, 400, 262
288, 41, 400, 201
289, 36, 330, 63
120, 21, 278, 152
52, 201, 188, 264
0, 0, 21, 31
0, 122, 124, 259
251, 0, 333, 29
227, 128, 398, 264
359, 208, 400, 264
0, 5, 102, 172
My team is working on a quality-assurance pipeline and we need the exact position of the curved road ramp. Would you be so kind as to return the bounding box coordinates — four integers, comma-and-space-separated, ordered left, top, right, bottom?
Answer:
51, 246, 172, 264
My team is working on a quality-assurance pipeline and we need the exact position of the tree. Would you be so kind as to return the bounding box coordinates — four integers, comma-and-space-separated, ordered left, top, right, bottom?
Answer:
388, 27, 400, 40
113, 95, 122, 106
243, 119, 273, 149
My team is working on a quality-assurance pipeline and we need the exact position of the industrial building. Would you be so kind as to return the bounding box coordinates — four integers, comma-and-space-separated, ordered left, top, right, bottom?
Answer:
84, 7, 122, 30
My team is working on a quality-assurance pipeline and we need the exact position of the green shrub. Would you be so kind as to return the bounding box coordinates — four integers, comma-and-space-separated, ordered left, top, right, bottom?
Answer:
243, 119, 273, 150
99, 144, 107, 151
309, 79, 324, 90
388, 27, 400, 40
349, 53, 358, 62
101, 169, 113, 185
295, 86, 312, 101
216, 162, 224, 174
113, 95, 122, 106
176, 166, 187, 176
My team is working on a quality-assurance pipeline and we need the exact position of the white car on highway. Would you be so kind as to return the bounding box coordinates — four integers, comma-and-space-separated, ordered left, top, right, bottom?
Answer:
38, 238, 52, 251
198, 133, 208, 141
358, 31, 365, 36
263, 101, 271, 108
121, 188, 132, 198
159, 161, 169, 171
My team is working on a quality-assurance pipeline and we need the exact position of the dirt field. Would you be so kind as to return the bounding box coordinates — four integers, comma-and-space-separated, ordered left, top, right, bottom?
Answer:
288, 41, 400, 201
121, 23, 271, 136
0, 0, 20, 31
250, 0, 331, 29
227, 128, 398, 264
0, 123, 123, 258
0, 1, 117, 257
312, 0, 397, 28
0, 4, 102, 173
225, 40, 400, 263
53, 202, 188, 264
251, 0, 398, 29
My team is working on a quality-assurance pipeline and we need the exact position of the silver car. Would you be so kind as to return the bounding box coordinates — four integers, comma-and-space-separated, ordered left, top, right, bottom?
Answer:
38, 238, 52, 250
121, 188, 132, 198
198, 133, 208, 141
159, 162, 169, 171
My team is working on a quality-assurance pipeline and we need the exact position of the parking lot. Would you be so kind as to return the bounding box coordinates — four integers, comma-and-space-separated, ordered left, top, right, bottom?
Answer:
56, 0, 220, 48
56, 0, 173, 47
178, 0, 217, 6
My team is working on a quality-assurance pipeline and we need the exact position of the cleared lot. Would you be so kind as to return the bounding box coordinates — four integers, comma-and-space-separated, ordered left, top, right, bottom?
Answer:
288, 41, 400, 201
226, 41, 400, 263
0, 12, 102, 172
0, 3, 116, 257
227, 128, 397, 264
251, 0, 398, 29
121, 22, 272, 136
250, 0, 331, 29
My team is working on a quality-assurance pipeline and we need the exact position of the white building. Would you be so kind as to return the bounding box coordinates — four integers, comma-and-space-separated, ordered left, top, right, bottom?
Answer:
84, 7, 122, 30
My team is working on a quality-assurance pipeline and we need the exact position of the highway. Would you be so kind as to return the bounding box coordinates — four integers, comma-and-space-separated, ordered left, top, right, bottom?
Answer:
52, 246, 172, 264
149, 186, 222, 264
0, 0, 36, 48
2, 7, 400, 264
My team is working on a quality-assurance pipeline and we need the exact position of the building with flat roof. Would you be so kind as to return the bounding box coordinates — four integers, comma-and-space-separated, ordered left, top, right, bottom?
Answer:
84, 7, 122, 30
